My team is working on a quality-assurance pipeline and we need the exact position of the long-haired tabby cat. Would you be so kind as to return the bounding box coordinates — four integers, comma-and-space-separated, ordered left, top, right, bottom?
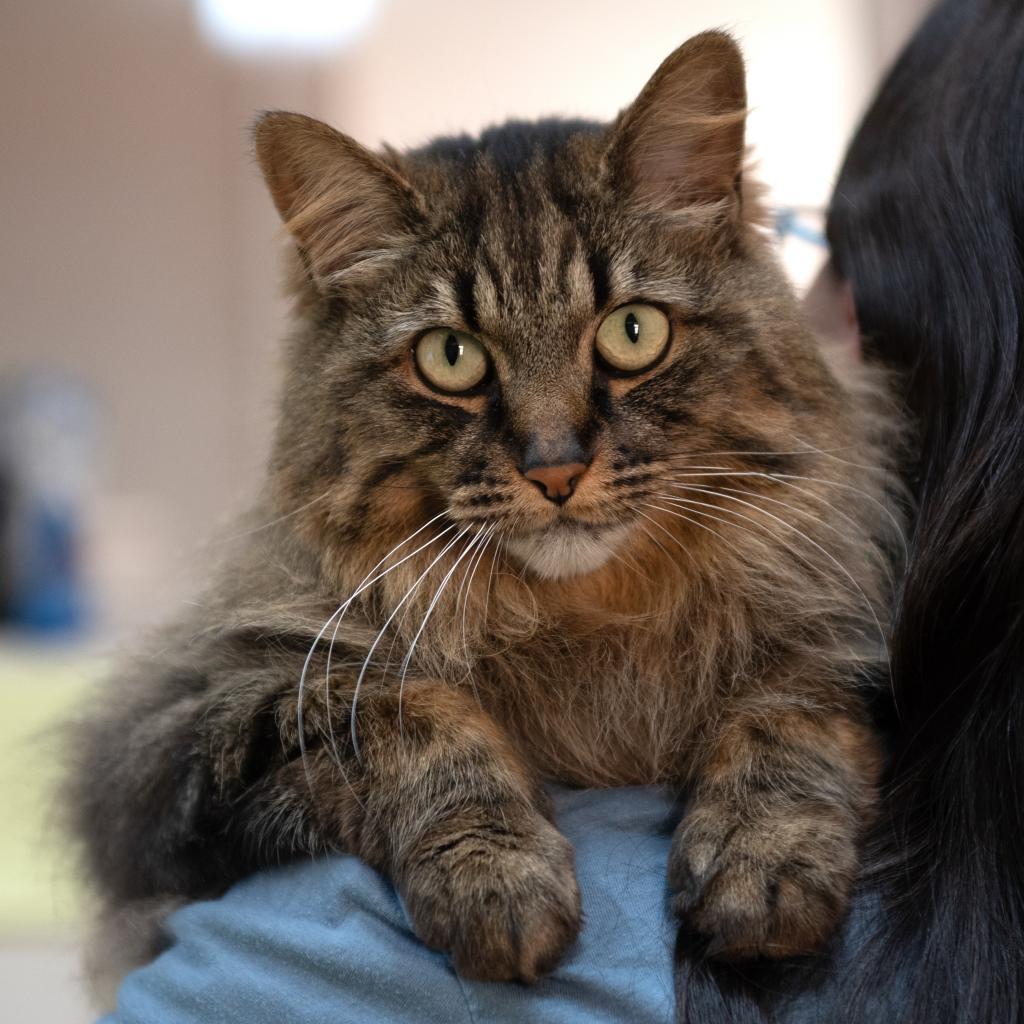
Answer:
69, 30, 901, 999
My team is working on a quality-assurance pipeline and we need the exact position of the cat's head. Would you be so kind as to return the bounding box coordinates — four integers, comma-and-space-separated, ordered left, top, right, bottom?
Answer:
254, 32, 840, 582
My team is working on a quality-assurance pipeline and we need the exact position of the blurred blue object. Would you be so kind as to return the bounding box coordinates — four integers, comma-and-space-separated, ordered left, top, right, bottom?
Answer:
774, 206, 827, 248
0, 371, 97, 634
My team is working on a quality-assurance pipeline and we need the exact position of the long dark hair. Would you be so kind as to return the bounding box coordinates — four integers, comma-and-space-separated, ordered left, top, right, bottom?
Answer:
830, 0, 1024, 1020
680, 1, 1024, 1020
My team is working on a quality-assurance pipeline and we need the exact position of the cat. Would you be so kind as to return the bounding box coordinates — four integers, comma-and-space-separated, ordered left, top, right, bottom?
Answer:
68, 29, 902, 1000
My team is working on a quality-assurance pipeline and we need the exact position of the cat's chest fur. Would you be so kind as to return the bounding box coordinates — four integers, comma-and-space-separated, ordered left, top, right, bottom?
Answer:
473, 613, 721, 788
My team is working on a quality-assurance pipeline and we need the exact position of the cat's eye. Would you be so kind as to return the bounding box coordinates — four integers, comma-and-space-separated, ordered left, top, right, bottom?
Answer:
415, 329, 490, 393
595, 304, 671, 372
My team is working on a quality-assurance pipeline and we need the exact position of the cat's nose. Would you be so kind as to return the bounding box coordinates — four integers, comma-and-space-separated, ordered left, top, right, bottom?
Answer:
522, 460, 590, 504
520, 433, 592, 504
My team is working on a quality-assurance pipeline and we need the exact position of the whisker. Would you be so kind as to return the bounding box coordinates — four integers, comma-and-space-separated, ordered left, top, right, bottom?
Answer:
349, 526, 471, 763
298, 508, 453, 782
482, 520, 517, 635
663, 443, 873, 464
320, 520, 457, 761
222, 490, 333, 543
647, 494, 889, 678
681, 480, 899, 590
396, 528, 488, 738
641, 501, 760, 562
766, 473, 908, 565
791, 435, 893, 473
771, 473, 907, 561
661, 467, 907, 561
605, 540, 655, 584
633, 518, 682, 570
456, 523, 498, 707
375, 523, 489, 690
455, 523, 496, 627
657, 490, 846, 585
654, 489, 890, 657
633, 507, 701, 571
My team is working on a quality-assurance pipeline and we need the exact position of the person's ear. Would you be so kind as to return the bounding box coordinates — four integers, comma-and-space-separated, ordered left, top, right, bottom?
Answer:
804, 260, 862, 360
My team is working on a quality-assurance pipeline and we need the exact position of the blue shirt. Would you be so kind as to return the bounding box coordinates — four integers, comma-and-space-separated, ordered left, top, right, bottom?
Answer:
100, 786, 681, 1024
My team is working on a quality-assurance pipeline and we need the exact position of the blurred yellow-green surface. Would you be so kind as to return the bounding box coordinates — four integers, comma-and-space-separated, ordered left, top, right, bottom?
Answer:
0, 644, 103, 936
0, 643, 103, 1023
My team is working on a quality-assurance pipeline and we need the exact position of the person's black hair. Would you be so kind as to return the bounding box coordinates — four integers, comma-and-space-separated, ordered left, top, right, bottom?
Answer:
678, 1, 1024, 1020
828, 1, 1024, 1020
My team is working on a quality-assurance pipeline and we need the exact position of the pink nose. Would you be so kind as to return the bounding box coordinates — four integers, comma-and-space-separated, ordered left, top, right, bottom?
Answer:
523, 462, 589, 504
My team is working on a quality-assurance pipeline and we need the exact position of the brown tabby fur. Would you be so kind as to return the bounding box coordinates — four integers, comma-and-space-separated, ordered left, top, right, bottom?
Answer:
68, 31, 903, 1001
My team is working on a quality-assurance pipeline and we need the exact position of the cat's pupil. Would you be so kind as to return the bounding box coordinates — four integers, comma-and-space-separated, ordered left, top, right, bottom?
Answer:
444, 333, 461, 366
624, 313, 640, 344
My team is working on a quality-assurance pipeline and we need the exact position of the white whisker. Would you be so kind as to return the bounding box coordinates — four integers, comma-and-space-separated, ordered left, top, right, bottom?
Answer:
632, 507, 701, 571
349, 526, 471, 762
396, 528, 487, 738
605, 541, 654, 584
771, 473, 907, 561
666, 446, 853, 461
482, 521, 515, 637
298, 508, 453, 783
791, 435, 892, 473
641, 501, 757, 561
456, 523, 499, 687
678, 480, 898, 590
221, 490, 333, 544
633, 518, 696, 582
661, 467, 907, 562
654, 488, 889, 657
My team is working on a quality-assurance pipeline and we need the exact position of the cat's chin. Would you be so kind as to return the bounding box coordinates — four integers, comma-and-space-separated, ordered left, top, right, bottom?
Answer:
506, 524, 628, 580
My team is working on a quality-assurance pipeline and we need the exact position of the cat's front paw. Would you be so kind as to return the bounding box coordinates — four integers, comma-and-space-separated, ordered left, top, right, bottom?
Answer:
396, 808, 581, 982
668, 796, 857, 959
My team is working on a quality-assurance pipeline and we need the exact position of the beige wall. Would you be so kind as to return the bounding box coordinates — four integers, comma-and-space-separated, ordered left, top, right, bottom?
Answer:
0, 0, 931, 633
327, 0, 870, 207
1, 1, 322, 630
324, 0, 928, 207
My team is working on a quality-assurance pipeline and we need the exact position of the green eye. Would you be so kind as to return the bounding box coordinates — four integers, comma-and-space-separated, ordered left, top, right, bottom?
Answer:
595, 304, 671, 372
415, 329, 490, 393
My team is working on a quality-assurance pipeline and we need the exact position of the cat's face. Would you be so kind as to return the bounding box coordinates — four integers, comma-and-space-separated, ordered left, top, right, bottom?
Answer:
258, 34, 839, 581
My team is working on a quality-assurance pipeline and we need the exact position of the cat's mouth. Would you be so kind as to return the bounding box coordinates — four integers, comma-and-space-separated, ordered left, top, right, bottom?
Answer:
505, 520, 631, 580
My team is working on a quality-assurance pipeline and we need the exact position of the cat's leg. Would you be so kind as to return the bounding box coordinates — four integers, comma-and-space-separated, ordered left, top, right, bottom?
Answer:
668, 697, 881, 958
72, 657, 580, 985
327, 683, 582, 982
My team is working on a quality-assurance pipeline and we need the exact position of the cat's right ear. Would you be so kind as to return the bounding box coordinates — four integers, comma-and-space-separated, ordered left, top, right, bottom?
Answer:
253, 112, 424, 290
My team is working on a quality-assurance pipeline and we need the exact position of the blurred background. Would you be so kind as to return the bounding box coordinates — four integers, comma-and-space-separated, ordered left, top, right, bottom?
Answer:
1, 0, 930, 1019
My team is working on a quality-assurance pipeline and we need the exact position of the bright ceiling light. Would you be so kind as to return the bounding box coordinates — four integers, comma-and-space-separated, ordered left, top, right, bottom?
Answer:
195, 0, 377, 57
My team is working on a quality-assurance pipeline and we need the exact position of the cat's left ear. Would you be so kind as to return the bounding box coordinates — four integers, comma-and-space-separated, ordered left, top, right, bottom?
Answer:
605, 31, 747, 217
253, 111, 424, 290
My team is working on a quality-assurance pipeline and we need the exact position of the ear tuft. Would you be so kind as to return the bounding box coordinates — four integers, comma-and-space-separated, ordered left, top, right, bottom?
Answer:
607, 31, 748, 216
253, 112, 423, 289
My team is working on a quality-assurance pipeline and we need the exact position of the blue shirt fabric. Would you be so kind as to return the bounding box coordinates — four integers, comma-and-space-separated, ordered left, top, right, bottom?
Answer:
100, 786, 681, 1024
